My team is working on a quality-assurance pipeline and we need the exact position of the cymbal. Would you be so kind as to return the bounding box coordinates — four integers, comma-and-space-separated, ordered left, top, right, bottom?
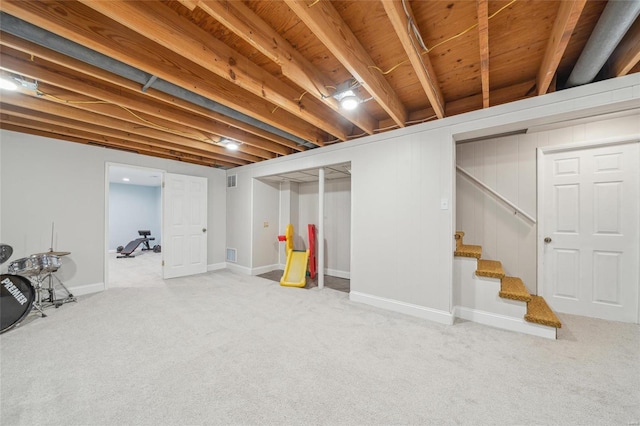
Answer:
0, 244, 13, 264
33, 250, 71, 257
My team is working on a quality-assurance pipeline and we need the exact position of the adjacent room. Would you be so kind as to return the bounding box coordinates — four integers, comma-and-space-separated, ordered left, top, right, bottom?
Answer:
1, 1, 639, 424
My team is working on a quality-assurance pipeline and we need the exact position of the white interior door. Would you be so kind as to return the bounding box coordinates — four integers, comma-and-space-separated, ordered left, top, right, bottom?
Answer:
163, 173, 207, 279
541, 142, 639, 323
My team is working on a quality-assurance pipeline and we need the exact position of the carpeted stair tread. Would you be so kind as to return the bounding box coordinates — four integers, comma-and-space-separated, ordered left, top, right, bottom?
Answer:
499, 277, 532, 302
525, 296, 562, 328
476, 259, 505, 279
454, 244, 482, 259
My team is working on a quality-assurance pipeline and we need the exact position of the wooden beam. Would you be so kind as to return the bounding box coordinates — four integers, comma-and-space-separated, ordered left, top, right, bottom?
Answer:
0, 0, 328, 145
536, 0, 587, 95
609, 17, 640, 77
381, 0, 445, 118
0, 115, 237, 168
1, 92, 259, 164
197, 0, 377, 135
477, 0, 489, 108
177, 0, 198, 11
78, 0, 349, 141
445, 79, 537, 117
284, 0, 407, 128
0, 100, 251, 166
0, 31, 289, 157
0, 51, 284, 160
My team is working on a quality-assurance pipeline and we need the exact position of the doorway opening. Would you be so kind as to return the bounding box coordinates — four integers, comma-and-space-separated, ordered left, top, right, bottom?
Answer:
106, 164, 164, 288
256, 162, 352, 293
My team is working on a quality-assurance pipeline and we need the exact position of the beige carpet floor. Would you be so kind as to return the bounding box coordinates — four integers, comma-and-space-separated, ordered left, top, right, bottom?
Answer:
1, 256, 638, 425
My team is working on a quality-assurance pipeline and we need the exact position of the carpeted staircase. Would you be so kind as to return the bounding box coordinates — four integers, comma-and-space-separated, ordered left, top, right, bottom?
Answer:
454, 231, 561, 337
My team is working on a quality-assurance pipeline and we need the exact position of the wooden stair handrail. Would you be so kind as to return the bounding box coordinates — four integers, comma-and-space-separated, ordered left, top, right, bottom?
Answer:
456, 165, 536, 224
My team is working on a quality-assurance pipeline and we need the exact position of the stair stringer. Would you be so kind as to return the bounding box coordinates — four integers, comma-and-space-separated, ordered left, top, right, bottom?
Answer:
453, 257, 557, 339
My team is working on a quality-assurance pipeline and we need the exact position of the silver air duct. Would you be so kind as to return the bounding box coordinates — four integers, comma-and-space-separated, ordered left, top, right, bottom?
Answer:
566, 0, 640, 88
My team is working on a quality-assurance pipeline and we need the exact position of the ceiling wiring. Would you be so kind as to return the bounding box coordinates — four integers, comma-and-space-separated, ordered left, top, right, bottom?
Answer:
369, 0, 517, 76
36, 88, 213, 142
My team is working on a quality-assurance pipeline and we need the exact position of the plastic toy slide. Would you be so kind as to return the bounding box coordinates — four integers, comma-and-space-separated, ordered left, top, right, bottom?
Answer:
280, 249, 310, 288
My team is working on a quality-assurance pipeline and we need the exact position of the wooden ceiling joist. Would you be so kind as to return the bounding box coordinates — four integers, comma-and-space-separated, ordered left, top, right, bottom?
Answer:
609, 17, 640, 77
0, 0, 329, 146
284, 0, 408, 128
0, 51, 285, 163
382, 0, 445, 119
477, 0, 489, 109
77, 0, 350, 141
0, 114, 237, 168
536, 0, 587, 95
0, 101, 250, 166
0, 32, 302, 156
196, 0, 377, 135
1, 92, 258, 164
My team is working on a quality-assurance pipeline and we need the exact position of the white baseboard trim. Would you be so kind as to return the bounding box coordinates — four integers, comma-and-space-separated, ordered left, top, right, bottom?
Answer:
251, 264, 280, 276
454, 306, 557, 340
225, 263, 252, 275
325, 269, 350, 279
207, 262, 226, 272
349, 291, 454, 325
67, 282, 105, 297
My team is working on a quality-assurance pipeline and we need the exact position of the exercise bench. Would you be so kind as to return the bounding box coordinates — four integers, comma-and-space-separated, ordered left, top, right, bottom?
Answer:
117, 230, 155, 258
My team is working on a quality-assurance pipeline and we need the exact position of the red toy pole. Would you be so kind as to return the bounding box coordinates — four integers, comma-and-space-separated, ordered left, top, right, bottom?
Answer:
308, 224, 317, 279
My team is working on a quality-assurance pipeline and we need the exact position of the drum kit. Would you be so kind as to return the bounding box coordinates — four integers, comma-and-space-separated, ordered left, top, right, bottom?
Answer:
1, 243, 77, 334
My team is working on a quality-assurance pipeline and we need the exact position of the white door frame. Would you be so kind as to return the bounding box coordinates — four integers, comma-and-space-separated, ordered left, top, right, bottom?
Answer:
104, 162, 165, 289
536, 135, 640, 323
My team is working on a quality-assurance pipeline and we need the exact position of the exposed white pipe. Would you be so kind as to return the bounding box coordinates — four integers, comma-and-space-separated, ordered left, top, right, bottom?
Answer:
566, 0, 640, 88
318, 168, 325, 290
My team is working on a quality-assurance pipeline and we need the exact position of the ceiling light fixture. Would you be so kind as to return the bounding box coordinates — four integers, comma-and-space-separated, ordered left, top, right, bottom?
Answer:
0, 77, 18, 91
340, 93, 360, 110
219, 138, 240, 151
332, 79, 362, 110
122, 177, 130, 182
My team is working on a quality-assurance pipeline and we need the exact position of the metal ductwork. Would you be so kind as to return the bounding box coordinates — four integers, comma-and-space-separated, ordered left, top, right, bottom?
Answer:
566, 0, 640, 88
0, 12, 317, 149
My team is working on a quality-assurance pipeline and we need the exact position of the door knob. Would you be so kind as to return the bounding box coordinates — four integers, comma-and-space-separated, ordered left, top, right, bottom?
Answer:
202, 228, 207, 233
544, 237, 552, 243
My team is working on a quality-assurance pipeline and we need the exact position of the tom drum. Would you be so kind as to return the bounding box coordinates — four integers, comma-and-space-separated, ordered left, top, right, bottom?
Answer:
8, 254, 61, 277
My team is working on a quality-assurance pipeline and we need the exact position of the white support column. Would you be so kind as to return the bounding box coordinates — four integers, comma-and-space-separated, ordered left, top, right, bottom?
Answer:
318, 167, 325, 289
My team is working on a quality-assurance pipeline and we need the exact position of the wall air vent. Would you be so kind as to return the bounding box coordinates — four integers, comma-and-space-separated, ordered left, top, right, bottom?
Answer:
227, 174, 237, 188
226, 248, 237, 263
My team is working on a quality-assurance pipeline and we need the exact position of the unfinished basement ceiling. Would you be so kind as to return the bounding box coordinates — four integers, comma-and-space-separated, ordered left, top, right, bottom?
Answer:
260, 162, 351, 183
0, 1, 638, 168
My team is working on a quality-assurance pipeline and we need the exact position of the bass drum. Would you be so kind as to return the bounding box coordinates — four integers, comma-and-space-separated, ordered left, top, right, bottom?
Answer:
1, 274, 35, 333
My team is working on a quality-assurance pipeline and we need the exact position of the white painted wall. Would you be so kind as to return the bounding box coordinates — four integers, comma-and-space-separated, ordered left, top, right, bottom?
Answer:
226, 74, 639, 324
277, 181, 300, 266
109, 183, 161, 251
297, 178, 351, 277
251, 178, 280, 272
456, 110, 640, 293
0, 131, 227, 294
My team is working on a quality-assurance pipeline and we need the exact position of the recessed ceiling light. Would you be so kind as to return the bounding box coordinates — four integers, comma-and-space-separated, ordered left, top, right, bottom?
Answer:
219, 138, 240, 150
0, 77, 18, 91
340, 95, 360, 110
122, 177, 130, 182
